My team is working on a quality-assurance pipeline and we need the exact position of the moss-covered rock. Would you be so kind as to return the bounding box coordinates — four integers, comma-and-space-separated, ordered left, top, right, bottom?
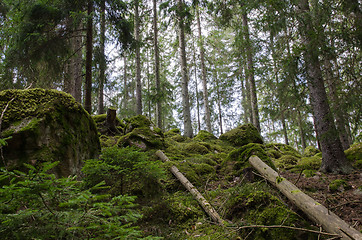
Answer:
183, 142, 209, 154
92, 113, 124, 135
329, 179, 351, 193
274, 155, 299, 170
344, 143, 362, 169
266, 143, 302, 158
118, 127, 165, 150
0, 88, 100, 177
227, 143, 276, 171
194, 130, 217, 142
225, 188, 312, 240
303, 146, 320, 157
219, 124, 263, 147
294, 156, 322, 171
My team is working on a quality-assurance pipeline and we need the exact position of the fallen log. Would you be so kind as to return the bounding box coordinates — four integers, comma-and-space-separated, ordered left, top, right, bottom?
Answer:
156, 150, 224, 226
249, 155, 362, 240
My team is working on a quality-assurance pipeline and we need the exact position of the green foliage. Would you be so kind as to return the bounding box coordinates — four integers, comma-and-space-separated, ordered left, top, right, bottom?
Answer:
82, 146, 165, 197
0, 162, 157, 240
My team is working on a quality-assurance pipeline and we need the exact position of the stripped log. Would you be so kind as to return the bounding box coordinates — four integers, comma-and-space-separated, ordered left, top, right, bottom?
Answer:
156, 150, 224, 226
249, 155, 362, 240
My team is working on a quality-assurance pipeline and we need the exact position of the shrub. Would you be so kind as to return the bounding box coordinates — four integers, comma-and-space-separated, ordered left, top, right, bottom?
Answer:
82, 146, 165, 197
0, 162, 158, 239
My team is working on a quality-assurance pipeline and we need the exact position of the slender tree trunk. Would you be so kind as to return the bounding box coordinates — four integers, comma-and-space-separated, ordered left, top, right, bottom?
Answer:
193, 51, 201, 132
270, 33, 289, 145
84, 0, 93, 114
134, 0, 142, 115
242, 59, 252, 124
297, 0, 352, 174
123, 56, 128, 115
242, 12, 260, 132
146, 50, 151, 119
178, 0, 193, 138
297, 110, 307, 151
98, 0, 106, 115
196, 7, 212, 133
153, 0, 162, 129
215, 71, 223, 135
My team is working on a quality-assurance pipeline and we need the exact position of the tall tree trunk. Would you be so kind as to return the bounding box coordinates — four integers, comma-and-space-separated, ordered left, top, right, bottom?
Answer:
270, 33, 289, 145
215, 71, 223, 135
134, 0, 142, 115
98, 0, 106, 114
84, 0, 93, 114
178, 0, 193, 138
196, 7, 212, 133
241, 12, 260, 132
297, 110, 307, 151
193, 50, 201, 132
153, 0, 162, 129
323, 59, 350, 150
123, 55, 128, 116
298, 0, 352, 174
241, 59, 252, 124
64, 18, 83, 103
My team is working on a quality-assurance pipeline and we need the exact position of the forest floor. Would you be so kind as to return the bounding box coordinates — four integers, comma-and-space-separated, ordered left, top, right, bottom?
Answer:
280, 170, 362, 231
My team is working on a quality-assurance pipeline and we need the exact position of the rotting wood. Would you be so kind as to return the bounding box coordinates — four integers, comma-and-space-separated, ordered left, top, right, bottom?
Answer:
249, 155, 362, 240
155, 150, 224, 226
106, 108, 119, 134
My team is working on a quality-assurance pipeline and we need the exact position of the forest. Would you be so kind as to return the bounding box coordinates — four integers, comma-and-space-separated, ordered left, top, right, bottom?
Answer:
0, 0, 361, 239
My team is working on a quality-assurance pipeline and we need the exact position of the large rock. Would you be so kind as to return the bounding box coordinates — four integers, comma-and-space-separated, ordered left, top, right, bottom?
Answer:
219, 123, 263, 147
0, 88, 100, 177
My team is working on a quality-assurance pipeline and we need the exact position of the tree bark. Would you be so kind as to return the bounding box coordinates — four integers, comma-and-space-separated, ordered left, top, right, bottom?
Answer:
178, 0, 193, 138
196, 7, 212, 133
193, 50, 201, 132
84, 0, 93, 114
153, 0, 162, 129
215, 71, 223, 135
297, 0, 352, 174
64, 18, 83, 103
241, 12, 260, 132
134, 0, 142, 115
123, 55, 128, 115
297, 110, 307, 151
156, 150, 224, 226
98, 0, 106, 115
249, 156, 362, 240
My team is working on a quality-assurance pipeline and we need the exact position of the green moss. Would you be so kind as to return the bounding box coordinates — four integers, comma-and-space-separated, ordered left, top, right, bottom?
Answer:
164, 128, 181, 137
303, 146, 320, 157
118, 127, 165, 150
92, 114, 107, 123
183, 142, 209, 154
329, 179, 351, 193
303, 169, 317, 177
194, 130, 217, 142
227, 143, 276, 171
124, 115, 152, 130
266, 143, 302, 158
219, 124, 263, 147
294, 156, 322, 170
345, 143, 362, 164
192, 163, 215, 175
267, 149, 282, 159
274, 155, 299, 170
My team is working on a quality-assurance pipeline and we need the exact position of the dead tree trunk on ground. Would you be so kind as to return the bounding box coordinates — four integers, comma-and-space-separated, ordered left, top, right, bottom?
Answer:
249, 155, 362, 240
156, 150, 224, 226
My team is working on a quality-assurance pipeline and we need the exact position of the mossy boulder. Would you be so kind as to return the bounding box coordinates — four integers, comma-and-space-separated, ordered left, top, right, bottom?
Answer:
227, 143, 276, 171
266, 143, 302, 158
117, 115, 165, 150
194, 130, 217, 142
92, 113, 124, 135
274, 155, 299, 170
183, 142, 209, 154
219, 124, 263, 147
303, 146, 320, 157
294, 156, 322, 171
0, 88, 100, 177
344, 143, 362, 169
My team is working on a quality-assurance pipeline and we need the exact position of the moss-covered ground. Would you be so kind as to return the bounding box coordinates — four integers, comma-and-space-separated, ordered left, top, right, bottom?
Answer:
91, 115, 360, 239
